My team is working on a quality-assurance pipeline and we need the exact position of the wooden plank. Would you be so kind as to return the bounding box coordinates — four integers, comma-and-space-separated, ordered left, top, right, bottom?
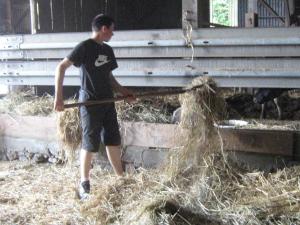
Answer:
30, 0, 37, 34
121, 121, 294, 156
64, 0, 77, 32
182, 0, 198, 29
74, 0, 83, 32
81, 0, 102, 31
0, 114, 56, 141
197, 0, 210, 28
6, 0, 13, 32
246, 0, 258, 27
248, 0, 258, 13
284, 0, 291, 27
293, 132, 300, 159
0, 114, 295, 156
52, 0, 64, 32
36, 0, 52, 33
120, 122, 177, 149
11, 0, 31, 34
220, 128, 294, 156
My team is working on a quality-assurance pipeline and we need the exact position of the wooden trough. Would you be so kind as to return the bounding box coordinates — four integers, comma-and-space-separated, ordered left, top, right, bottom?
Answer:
0, 114, 298, 166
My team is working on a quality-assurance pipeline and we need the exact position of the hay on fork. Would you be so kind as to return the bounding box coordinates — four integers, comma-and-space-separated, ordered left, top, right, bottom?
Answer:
57, 106, 82, 160
167, 76, 227, 174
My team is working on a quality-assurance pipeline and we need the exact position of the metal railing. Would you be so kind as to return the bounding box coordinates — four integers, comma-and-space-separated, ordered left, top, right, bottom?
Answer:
0, 27, 300, 88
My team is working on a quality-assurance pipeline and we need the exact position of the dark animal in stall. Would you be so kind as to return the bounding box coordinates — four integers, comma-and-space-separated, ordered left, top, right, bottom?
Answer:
253, 88, 291, 120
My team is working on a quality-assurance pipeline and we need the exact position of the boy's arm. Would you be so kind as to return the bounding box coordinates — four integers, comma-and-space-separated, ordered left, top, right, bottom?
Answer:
54, 58, 73, 111
109, 72, 135, 100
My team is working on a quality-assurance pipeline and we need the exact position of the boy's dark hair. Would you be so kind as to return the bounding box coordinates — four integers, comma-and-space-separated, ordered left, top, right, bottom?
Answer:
92, 14, 115, 31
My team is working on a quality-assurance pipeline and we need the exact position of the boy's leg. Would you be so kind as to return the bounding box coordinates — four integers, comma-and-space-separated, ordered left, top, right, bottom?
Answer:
106, 145, 123, 176
78, 148, 94, 200
80, 149, 93, 182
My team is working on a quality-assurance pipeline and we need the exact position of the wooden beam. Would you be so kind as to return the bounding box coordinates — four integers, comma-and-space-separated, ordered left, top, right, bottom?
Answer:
248, 0, 258, 13
284, 0, 291, 27
36, 0, 52, 33
246, 0, 258, 27
182, 0, 198, 29
220, 128, 294, 156
245, 13, 258, 27
288, 0, 295, 14
29, 0, 37, 34
0, 114, 296, 156
3, 0, 13, 33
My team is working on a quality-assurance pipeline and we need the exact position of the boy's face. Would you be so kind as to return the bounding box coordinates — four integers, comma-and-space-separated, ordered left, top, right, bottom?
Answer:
101, 23, 114, 42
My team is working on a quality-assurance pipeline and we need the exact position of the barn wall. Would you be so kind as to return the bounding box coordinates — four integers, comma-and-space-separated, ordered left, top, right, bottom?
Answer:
0, 0, 31, 34
238, 0, 289, 27
33, 0, 183, 33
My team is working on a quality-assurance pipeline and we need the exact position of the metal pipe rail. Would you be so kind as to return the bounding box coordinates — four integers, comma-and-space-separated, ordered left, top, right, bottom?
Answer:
2, 37, 300, 50
1, 28, 300, 59
0, 28, 300, 88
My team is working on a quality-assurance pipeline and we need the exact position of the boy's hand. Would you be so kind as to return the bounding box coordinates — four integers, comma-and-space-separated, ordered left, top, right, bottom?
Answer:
54, 97, 65, 111
120, 88, 136, 103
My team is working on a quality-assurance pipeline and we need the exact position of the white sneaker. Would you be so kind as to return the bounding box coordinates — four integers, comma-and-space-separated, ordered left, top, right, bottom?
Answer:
78, 180, 90, 200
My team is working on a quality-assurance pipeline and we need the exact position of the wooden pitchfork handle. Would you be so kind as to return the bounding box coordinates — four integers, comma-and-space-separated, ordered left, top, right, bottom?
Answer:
64, 84, 204, 109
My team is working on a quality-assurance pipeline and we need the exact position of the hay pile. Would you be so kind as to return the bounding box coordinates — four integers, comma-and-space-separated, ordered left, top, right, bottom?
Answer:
115, 97, 176, 123
0, 91, 54, 116
80, 76, 300, 225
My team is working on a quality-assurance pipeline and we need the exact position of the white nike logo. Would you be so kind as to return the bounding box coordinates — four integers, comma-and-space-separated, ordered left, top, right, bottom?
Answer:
95, 60, 110, 67
95, 54, 110, 67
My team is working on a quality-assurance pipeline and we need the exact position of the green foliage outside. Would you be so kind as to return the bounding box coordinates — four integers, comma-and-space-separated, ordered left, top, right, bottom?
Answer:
212, 0, 230, 26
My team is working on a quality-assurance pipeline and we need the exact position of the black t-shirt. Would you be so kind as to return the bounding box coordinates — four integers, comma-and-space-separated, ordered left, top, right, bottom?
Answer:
67, 39, 118, 100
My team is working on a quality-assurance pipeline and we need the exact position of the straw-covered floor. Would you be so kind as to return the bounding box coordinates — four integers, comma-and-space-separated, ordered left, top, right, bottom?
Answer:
1, 77, 300, 224
1, 158, 300, 224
